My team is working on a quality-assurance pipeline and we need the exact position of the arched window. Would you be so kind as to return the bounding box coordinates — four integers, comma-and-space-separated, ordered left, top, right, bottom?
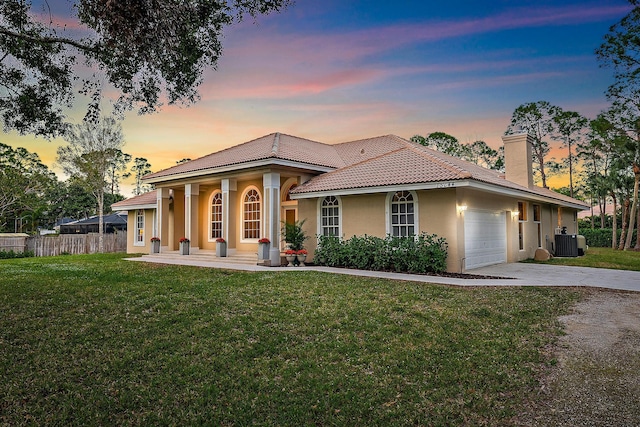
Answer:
243, 188, 261, 240
320, 196, 340, 236
390, 191, 415, 237
135, 209, 144, 245
284, 183, 297, 202
210, 191, 223, 239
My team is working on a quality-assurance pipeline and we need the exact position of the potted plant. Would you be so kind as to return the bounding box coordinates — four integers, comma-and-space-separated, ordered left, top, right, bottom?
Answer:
296, 249, 308, 266
179, 237, 190, 255
282, 219, 308, 251
284, 249, 297, 267
258, 237, 270, 260
215, 237, 227, 257
150, 236, 160, 253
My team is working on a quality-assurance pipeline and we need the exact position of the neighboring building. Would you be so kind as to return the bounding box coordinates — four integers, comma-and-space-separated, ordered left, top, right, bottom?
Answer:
112, 132, 588, 272
59, 212, 128, 234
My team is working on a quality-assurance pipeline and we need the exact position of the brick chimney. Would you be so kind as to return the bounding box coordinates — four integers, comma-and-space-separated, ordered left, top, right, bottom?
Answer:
502, 132, 534, 189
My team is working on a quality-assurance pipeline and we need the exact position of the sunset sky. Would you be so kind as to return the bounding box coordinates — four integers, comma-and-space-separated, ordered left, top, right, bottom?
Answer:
3, 0, 632, 195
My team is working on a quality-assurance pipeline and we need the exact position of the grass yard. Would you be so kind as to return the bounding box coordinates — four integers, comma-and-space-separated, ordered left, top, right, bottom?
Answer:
525, 246, 640, 271
1, 254, 582, 426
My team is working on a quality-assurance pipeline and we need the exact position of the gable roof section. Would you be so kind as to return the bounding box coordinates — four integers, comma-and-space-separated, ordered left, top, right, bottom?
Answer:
144, 133, 345, 181
111, 191, 157, 210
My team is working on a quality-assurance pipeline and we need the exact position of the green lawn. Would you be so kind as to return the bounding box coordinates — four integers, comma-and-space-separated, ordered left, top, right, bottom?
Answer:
1, 254, 581, 426
525, 246, 640, 271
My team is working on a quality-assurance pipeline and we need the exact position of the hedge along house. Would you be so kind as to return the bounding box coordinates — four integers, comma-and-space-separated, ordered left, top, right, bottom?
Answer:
112, 132, 588, 272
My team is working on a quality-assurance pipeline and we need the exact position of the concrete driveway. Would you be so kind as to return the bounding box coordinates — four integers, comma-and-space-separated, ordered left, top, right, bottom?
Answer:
467, 263, 640, 292
308, 263, 640, 292
129, 255, 640, 292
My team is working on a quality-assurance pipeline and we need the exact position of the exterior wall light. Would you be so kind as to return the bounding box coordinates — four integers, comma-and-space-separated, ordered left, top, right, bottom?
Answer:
457, 205, 468, 214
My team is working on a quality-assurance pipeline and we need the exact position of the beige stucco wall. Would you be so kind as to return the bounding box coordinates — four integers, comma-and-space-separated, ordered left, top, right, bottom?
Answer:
341, 194, 387, 237
418, 189, 459, 272
299, 189, 461, 272
300, 187, 578, 272
126, 209, 156, 254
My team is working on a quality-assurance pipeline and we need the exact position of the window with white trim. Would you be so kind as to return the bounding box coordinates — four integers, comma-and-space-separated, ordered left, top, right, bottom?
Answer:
321, 196, 340, 236
210, 191, 223, 240
135, 209, 144, 245
243, 188, 261, 240
391, 191, 415, 237
518, 201, 527, 250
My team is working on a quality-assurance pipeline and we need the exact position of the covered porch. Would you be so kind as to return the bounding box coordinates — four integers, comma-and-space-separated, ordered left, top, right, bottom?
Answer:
153, 170, 310, 267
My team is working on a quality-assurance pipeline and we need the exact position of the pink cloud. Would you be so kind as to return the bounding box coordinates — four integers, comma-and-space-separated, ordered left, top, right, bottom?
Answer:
227, 4, 630, 64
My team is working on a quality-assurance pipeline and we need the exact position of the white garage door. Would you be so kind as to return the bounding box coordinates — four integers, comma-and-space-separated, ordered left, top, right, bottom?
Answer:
464, 209, 507, 270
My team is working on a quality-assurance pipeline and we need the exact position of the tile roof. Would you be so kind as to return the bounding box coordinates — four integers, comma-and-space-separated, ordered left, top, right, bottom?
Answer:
133, 132, 587, 209
111, 191, 157, 209
332, 134, 410, 165
144, 133, 345, 180
292, 136, 589, 208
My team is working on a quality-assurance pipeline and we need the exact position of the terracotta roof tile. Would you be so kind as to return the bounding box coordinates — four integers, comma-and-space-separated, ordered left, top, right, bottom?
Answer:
112, 191, 157, 209
333, 134, 409, 165
134, 132, 587, 209
144, 133, 344, 180
292, 135, 589, 208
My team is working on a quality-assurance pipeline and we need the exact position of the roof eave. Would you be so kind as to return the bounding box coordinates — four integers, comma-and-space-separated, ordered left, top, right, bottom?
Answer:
111, 203, 157, 211
143, 158, 336, 185
291, 179, 589, 210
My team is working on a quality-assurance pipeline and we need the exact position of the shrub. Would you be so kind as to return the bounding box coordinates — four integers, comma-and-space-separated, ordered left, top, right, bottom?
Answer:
0, 250, 34, 259
315, 233, 448, 274
579, 228, 638, 248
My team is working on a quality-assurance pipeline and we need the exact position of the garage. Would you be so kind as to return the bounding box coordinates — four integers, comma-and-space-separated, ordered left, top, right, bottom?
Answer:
464, 209, 507, 270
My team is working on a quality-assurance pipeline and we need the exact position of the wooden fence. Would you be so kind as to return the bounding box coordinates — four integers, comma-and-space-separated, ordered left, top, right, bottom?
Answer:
0, 234, 28, 253
20, 233, 128, 257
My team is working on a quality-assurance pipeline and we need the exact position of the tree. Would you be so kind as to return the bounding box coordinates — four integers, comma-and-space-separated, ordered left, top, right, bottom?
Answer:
105, 150, 131, 195
467, 140, 504, 171
47, 177, 98, 221
57, 116, 125, 252
411, 134, 503, 170
505, 101, 561, 188
412, 132, 472, 158
131, 157, 153, 196
0, 0, 291, 137
0, 143, 57, 232
597, 1, 640, 250
552, 109, 588, 198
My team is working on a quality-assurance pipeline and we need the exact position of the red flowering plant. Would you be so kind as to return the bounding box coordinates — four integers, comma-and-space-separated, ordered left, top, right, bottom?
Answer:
216, 237, 225, 243
258, 238, 270, 244
150, 237, 160, 242
285, 249, 296, 255
296, 249, 308, 255
179, 237, 190, 243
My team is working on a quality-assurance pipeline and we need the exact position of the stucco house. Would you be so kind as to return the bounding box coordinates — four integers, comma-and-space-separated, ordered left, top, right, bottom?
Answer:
112, 132, 588, 272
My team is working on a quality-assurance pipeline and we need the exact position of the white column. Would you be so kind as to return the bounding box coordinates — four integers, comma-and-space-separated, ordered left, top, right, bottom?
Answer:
263, 172, 281, 266
157, 188, 171, 251
221, 178, 237, 247
185, 184, 200, 251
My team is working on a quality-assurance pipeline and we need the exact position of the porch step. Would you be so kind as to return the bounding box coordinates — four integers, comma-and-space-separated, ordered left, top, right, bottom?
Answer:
142, 250, 260, 266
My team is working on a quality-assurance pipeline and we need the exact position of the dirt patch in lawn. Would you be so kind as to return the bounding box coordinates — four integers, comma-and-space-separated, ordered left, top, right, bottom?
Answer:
519, 290, 640, 426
